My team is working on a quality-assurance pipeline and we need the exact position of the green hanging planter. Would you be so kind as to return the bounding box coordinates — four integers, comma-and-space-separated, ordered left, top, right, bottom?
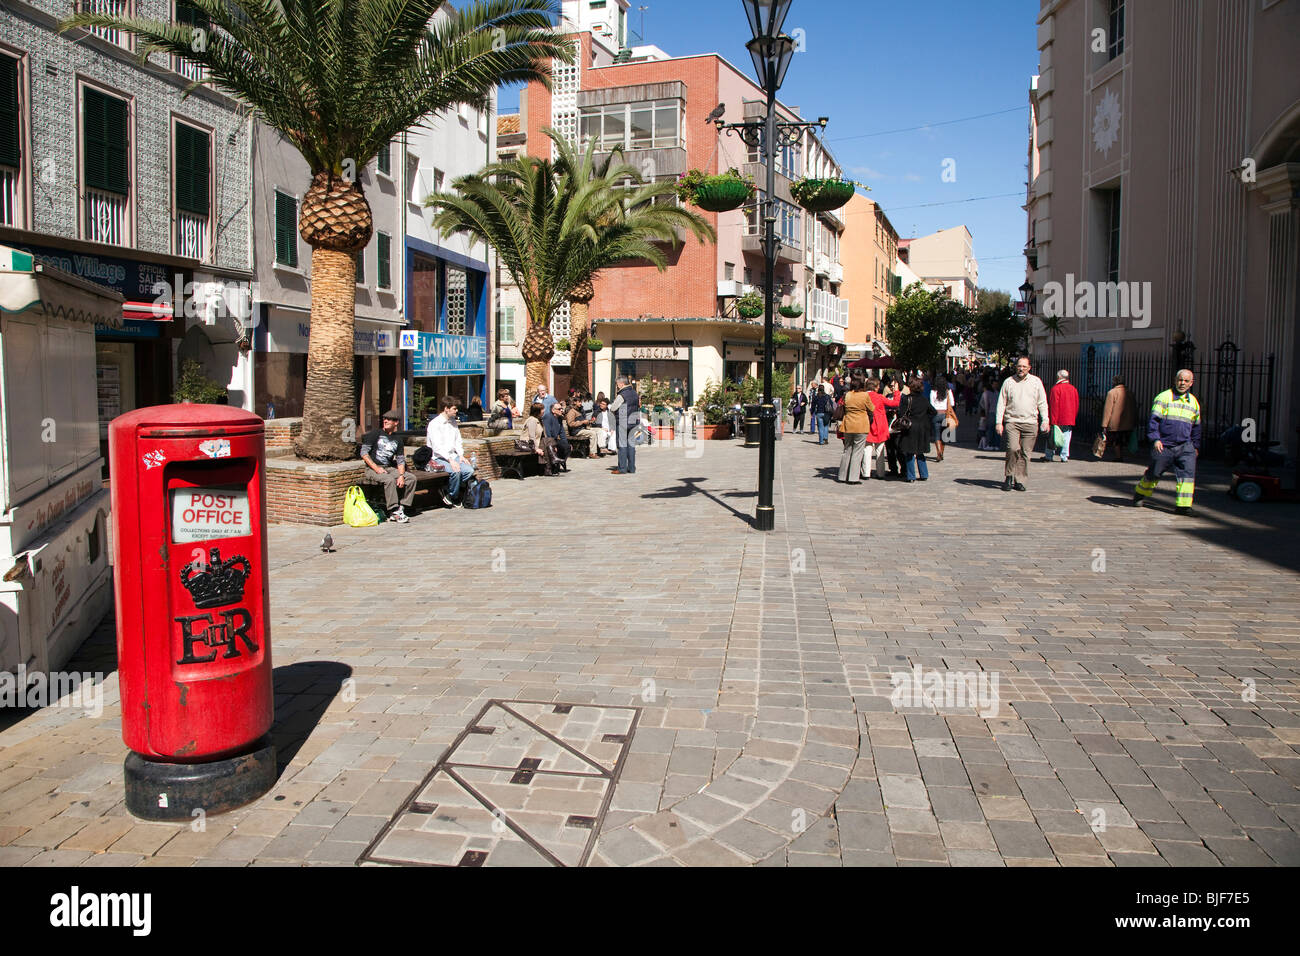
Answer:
778, 304, 804, 319
692, 178, 755, 212
736, 291, 764, 320
790, 178, 857, 212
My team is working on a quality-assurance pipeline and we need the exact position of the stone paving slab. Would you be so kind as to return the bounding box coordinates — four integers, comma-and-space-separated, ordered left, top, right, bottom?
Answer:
1, 428, 1298, 866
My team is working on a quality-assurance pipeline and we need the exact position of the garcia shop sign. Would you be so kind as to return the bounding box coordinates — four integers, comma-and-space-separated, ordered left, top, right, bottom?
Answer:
412, 331, 487, 376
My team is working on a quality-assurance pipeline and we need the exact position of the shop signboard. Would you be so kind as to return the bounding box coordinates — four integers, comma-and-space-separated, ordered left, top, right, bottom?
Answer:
412, 331, 487, 376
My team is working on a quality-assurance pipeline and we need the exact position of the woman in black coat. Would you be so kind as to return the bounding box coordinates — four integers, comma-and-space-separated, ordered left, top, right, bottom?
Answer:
896, 377, 931, 482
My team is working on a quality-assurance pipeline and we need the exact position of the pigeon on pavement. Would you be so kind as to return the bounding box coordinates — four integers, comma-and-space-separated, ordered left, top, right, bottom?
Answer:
321, 532, 333, 553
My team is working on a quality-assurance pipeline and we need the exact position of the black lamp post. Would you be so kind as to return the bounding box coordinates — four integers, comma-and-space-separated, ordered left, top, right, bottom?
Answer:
1018, 280, 1035, 356
719, 0, 825, 531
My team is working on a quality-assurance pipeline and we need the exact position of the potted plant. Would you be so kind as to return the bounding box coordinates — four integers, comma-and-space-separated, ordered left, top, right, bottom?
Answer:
555, 337, 570, 352
736, 291, 764, 320
778, 302, 804, 320
789, 177, 859, 213
586, 338, 603, 352
695, 380, 732, 439
174, 359, 228, 405
676, 167, 756, 212
772, 331, 790, 349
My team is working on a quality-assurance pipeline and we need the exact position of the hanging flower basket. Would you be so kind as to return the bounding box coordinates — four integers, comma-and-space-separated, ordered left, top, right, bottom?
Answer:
736, 291, 764, 320
790, 178, 857, 212
677, 168, 756, 212
778, 304, 804, 319
586, 338, 603, 352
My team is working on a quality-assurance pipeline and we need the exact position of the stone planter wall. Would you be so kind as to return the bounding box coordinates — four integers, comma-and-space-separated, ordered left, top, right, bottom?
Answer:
265, 417, 302, 455
265, 457, 367, 526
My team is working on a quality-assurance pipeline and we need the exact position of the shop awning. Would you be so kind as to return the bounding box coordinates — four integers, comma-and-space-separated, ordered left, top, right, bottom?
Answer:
122, 300, 173, 322
0, 244, 124, 327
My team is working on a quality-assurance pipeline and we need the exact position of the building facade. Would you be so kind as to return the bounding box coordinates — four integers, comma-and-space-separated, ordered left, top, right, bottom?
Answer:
1026, 0, 1300, 453
1, 0, 252, 462
899, 226, 979, 309
839, 193, 900, 359
511, 0, 846, 405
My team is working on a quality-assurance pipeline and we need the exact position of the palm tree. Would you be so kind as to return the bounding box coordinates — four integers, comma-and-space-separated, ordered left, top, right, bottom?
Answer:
1039, 315, 1066, 369
62, 0, 571, 460
425, 128, 715, 401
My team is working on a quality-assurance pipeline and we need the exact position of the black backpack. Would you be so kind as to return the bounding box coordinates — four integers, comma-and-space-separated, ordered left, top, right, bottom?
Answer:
462, 478, 493, 509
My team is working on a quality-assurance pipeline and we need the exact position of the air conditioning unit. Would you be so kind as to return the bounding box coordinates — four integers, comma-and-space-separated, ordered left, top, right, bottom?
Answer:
717, 280, 740, 298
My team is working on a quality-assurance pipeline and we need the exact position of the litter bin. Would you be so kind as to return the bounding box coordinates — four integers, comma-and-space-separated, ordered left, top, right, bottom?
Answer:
744, 404, 761, 447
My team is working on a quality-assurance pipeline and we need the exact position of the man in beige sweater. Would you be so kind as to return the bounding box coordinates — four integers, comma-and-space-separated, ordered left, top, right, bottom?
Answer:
995, 357, 1050, 491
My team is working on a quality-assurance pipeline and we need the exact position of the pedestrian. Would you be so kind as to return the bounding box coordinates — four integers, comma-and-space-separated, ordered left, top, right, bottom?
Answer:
864, 376, 890, 479
1134, 369, 1201, 514
1042, 370, 1079, 462
1100, 375, 1139, 461
811, 384, 833, 444
896, 377, 931, 482
995, 356, 1050, 492
929, 375, 952, 462
977, 375, 998, 450
608, 374, 642, 475
790, 386, 807, 433
836, 371, 873, 484
882, 376, 904, 477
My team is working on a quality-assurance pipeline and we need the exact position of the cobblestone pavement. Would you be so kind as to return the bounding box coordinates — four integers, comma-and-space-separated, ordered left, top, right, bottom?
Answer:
2, 428, 1298, 867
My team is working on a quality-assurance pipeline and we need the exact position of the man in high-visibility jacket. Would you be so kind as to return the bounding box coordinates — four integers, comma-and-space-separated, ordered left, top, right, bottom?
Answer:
1134, 369, 1200, 514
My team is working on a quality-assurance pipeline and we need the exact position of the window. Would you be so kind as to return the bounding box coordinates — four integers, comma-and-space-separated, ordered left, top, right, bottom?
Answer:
0, 53, 22, 228
173, 1, 208, 81
82, 87, 130, 245
434, 168, 444, 194
274, 189, 298, 267
499, 304, 516, 344
724, 262, 734, 281
579, 100, 680, 151
376, 142, 390, 176
377, 232, 391, 289
1107, 0, 1125, 60
173, 120, 210, 259
446, 266, 467, 334
1105, 188, 1121, 283
355, 247, 365, 285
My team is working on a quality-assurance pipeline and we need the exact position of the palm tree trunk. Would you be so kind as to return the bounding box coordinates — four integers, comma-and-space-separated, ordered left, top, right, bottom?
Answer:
570, 301, 589, 393
295, 247, 357, 460
524, 360, 550, 404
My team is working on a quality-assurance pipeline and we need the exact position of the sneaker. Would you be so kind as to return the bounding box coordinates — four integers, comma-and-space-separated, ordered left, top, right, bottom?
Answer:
1175, 505, 1194, 516
1132, 494, 1144, 507
440, 492, 455, 507
390, 508, 410, 523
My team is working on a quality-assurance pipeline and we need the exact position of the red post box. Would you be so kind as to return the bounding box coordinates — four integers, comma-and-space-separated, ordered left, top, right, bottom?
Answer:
108, 405, 275, 820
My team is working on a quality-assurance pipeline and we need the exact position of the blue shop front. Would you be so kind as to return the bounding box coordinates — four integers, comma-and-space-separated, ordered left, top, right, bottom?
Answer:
405, 236, 489, 423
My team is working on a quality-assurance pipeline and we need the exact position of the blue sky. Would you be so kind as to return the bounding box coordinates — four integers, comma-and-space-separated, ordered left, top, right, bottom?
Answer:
498, 0, 1041, 294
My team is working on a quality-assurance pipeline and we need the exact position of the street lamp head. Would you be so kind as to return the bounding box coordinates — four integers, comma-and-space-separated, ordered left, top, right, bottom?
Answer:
817, 116, 828, 128
1018, 280, 1034, 302
747, 33, 795, 92
742, 0, 793, 41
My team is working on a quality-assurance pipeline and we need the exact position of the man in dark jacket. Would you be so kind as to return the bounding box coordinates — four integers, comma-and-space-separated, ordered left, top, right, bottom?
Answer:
811, 385, 834, 445
543, 399, 571, 467
608, 376, 641, 474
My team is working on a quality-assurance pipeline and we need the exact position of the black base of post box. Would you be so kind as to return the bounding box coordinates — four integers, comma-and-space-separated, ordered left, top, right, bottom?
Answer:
124, 736, 277, 821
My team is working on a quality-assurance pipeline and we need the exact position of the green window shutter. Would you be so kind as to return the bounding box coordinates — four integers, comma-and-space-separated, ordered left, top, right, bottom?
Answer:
355, 248, 365, 284
377, 233, 391, 289
376, 143, 390, 176
174, 123, 209, 216
84, 88, 129, 195
0, 55, 20, 168
275, 190, 298, 266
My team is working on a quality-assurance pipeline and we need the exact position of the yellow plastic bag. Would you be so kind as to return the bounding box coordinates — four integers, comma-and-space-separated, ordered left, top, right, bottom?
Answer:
343, 485, 379, 527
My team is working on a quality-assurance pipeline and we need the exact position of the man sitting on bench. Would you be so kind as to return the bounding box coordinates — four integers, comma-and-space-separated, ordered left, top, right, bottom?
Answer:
359, 410, 415, 523
566, 400, 601, 459
426, 395, 476, 507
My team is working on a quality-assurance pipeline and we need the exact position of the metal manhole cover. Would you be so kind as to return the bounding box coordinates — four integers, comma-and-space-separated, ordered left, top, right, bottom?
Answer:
359, 700, 640, 867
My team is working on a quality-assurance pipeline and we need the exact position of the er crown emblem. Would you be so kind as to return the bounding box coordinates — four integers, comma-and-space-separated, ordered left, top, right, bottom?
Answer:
180, 548, 251, 608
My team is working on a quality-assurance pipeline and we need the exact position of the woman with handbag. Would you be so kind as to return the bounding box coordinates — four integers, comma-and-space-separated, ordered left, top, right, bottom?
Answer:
521, 403, 560, 476
896, 377, 931, 482
929, 375, 952, 462
836, 371, 874, 483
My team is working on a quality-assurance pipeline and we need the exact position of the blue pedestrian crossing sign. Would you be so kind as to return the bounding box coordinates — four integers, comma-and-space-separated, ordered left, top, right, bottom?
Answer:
399, 329, 417, 350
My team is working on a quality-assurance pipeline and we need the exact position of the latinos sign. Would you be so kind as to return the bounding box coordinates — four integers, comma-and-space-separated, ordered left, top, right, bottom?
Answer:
171, 488, 251, 544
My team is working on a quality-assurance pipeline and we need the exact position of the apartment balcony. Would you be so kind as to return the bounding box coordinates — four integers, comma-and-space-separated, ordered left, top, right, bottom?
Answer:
814, 253, 832, 277
0, 166, 18, 227
742, 235, 802, 264
173, 55, 206, 84
828, 262, 843, 283
810, 288, 848, 330
84, 188, 128, 246
175, 210, 209, 261
80, 0, 130, 47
